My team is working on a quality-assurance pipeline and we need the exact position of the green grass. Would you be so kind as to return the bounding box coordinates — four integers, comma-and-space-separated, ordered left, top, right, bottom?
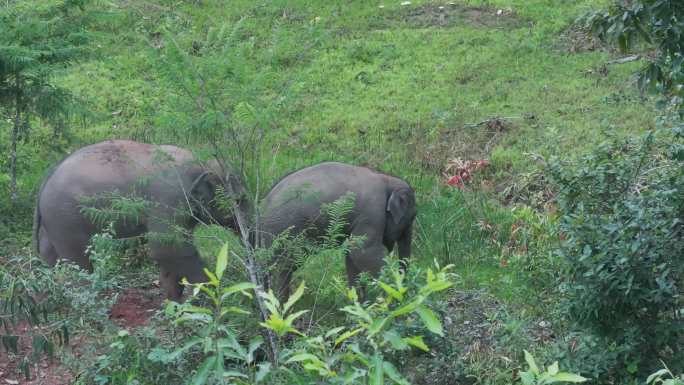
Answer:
2, 0, 657, 309
0, 1, 666, 382
43, 0, 656, 303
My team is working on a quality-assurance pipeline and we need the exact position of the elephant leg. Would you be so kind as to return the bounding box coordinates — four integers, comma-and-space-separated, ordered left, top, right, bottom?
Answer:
150, 240, 207, 301
50, 231, 93, 272
38, 226, 60, 266
275, 261, 295, 302
159, 266, 183, 301
345, 242, 386, 295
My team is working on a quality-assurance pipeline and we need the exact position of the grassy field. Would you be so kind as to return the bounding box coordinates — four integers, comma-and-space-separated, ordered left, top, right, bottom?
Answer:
0, 0, 663, 383
51, 0, 655, 295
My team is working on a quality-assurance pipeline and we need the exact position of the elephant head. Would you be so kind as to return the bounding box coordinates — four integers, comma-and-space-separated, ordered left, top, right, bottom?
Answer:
385, 185, 416, 263
189, 168, 252, 236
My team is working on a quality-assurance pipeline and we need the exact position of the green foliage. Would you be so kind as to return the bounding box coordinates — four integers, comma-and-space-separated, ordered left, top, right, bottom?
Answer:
0, 255, 69, 379
79, 192, 151, 229
152, 244, 267, 385
550, 129, 684, 378
0, 234, 122, 380
0, 0, 93, 200
647, 363, 684, 385
520, 350, 587, 385
260, 281, 308, 338
584, 0, 684, 112
283, 263, 455, 385
81, 329, 176, 385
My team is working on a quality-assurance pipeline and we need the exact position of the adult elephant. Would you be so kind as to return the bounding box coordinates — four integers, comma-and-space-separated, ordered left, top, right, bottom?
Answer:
34, 140, 250, 300
260, 162, 417, 299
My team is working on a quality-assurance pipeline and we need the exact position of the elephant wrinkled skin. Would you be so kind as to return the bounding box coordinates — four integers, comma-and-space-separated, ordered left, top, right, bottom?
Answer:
260, 162, 417, 299
33, 140, 248, 300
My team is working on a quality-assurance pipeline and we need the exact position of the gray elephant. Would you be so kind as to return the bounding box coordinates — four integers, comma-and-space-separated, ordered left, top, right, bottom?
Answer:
33, 139, 249, 300
259, 162, 417, 299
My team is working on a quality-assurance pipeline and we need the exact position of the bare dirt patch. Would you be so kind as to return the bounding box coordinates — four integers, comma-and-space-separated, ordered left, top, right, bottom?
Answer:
0, 322, 74, 385
555, 25, 611, 54
0, 286, 163, 383
109, 287, 163, 328
414, 116, 514, 173
389, 3, 524, 29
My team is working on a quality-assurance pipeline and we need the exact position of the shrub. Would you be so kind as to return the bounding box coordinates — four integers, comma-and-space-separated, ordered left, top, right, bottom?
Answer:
549, 128, 684, 378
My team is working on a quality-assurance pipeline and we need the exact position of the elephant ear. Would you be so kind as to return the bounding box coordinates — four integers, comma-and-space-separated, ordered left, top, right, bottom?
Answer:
190, 171, 222, 204
387, 188, 411, 225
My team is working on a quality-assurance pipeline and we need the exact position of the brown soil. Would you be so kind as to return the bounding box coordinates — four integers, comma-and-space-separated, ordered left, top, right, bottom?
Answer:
556, 25, 611, 54
108, 287, 164, 328
0, 322, 74, 385
390, 3, 524, 29
0, 287, 163, 384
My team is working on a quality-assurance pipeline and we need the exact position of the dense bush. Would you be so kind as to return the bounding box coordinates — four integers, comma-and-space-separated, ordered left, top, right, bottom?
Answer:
550, 127, 684, 379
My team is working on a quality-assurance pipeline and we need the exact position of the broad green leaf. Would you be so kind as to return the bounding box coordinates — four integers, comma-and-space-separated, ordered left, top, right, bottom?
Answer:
222, 371, 248, 379
247, 336, 263, 363
647, 369, 671, 384
221, 282, 257, 300
283, 281, 306, 313
335, 328, 363, 346
415, 305, 443, 336
259, 289, 281, 315
390, 300, 420, 317
215, 243, 228, 280
203, 269, 219, 286
378, 281, 403, 301
524, 350, 540, 376
162, 337, 202, 361
347, 287, 359, 302
383, 330, 408, 350
284, 309, 309, 326
520, 371, 535, 385
368, 317, 388, 337
174, 312, 212, 325
286, 353, 323, 364
182, 305, 213, 315
341, 304, 372, 323
255, 362, 271, 383
548, 372, 588, 383
548, 361, 559, 376
383, 361, 410, 385
192, 356, 216, 385
403, 335, 429, 352
220, 306, 251, 317
370, 352, 384, 385
325, 326, 346, 338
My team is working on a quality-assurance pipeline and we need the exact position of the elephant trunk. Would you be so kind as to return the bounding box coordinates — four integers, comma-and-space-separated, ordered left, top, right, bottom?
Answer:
397, 223, 413, 271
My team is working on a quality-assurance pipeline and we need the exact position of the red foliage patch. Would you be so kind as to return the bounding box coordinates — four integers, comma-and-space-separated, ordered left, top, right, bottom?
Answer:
444, 158, 490, 189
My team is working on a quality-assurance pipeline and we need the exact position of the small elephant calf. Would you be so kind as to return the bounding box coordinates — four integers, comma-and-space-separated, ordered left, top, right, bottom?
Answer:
259, 161, 417, 299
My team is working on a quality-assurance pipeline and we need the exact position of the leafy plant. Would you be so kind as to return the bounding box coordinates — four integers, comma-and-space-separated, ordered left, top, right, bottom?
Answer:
647, 363, 684, 385
151, 243, 269, 385
583, 0, 684, 113
519, 350, 587, 385
284, 262, 456, 385
550, 129, 684, 378
0, 0, 92, 201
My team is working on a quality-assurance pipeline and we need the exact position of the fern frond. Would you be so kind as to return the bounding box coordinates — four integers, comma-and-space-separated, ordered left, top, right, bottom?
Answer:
320, 192, 356, 249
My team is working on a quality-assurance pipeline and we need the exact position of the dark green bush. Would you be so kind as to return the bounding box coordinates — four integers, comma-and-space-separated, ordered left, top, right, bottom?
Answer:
549, 128, 684, 379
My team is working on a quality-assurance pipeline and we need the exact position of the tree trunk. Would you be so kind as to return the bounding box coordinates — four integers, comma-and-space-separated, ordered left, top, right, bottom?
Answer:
10, 88, 20, 203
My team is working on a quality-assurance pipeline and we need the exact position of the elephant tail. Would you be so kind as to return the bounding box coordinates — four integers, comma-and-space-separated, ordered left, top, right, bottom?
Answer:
32, 195, 41, 256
